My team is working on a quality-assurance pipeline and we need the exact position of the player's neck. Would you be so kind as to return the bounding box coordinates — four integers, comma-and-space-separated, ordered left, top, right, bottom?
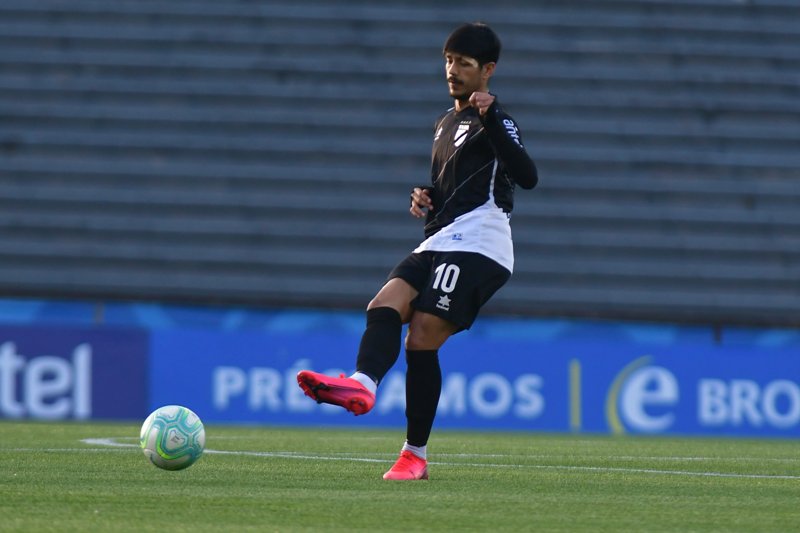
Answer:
453, 84, 489, 112
454, 99, 471, 112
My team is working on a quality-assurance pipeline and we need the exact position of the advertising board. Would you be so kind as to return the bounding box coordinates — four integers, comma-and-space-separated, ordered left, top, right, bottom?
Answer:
0, 325, 148, 420
149, 320, 800, 436
2, 301, 796, 436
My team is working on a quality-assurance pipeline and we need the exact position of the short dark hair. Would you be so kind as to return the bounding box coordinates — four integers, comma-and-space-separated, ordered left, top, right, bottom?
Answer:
443, 23, 501, 65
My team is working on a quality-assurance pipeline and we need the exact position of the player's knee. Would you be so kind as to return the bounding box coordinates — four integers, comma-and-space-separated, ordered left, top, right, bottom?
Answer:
405, 331, 446, 351
367, 296, 411, 323
366, 295, 383, 311
405, 316, 455, 351
367, 279, 416, 322
405, 329, 434, 351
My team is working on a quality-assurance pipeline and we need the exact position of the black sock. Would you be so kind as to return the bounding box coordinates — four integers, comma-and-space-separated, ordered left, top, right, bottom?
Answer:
405, 349, 441, 447
355, 307, 402, 385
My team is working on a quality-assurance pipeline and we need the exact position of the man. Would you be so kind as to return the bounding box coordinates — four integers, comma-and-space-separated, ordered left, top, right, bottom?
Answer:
297, 22, 538, 480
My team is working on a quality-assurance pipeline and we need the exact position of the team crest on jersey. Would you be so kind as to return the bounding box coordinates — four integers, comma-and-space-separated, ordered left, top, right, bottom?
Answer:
453, 122, 471, 147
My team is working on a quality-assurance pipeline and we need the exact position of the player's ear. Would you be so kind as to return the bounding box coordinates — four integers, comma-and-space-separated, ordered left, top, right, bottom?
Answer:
481, 62, 496, 81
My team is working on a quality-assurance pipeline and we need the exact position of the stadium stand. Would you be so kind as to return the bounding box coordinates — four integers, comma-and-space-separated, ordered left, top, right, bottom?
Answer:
0, 0, 798, 327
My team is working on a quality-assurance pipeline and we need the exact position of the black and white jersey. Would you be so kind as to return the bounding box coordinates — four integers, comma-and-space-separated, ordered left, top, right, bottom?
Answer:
413, 99, 538, 272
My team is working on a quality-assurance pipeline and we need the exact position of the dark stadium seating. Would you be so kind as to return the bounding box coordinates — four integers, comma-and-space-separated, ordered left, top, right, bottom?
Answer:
0, 0, 798, 326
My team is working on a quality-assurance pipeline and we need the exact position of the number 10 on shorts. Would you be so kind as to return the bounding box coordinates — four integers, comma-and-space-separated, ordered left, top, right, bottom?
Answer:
432, 263, 460, 293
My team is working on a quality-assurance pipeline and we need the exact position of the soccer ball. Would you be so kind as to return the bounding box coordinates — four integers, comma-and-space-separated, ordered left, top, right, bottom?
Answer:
140, 405, 206, 471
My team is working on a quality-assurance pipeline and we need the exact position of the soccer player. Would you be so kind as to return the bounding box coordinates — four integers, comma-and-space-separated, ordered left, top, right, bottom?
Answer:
297, 22, 538, 480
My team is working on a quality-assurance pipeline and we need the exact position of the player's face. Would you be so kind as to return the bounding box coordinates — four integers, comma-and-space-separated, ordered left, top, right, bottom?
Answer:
445, 52, 491, 101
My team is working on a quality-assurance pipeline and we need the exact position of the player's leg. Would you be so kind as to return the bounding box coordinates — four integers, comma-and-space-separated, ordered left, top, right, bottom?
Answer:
295, 278, 413, 415
403, 252, 508, 454
383, 311, 455, 480
384, 251, 511, 480
404, 309, 457, 445
297, 254, 430, 415
353, 277, 417, 387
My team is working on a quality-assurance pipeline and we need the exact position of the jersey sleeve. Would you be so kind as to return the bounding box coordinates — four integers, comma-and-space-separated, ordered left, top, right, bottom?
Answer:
478, 99, 538, 190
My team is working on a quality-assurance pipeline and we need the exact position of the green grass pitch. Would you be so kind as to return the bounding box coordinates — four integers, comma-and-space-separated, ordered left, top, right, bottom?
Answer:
1, 421, 799, 532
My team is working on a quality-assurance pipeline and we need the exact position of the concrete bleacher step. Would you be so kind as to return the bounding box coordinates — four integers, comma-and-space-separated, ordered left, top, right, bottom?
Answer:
4, 103, 799, 159
6, 129, 800, 173
3, 20, 800, 65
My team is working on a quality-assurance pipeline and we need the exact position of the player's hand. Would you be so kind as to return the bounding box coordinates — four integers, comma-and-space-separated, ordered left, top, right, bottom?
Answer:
469, 92, 495, 115
410, 187, 433, 218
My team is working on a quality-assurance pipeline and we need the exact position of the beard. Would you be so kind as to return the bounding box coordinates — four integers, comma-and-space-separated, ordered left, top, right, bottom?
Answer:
448, 80, 471, 102
451, 90, 470, 103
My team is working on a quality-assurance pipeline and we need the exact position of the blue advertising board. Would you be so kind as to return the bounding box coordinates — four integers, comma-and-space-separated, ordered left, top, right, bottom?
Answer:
0, 298, 798, 436
0, 325, 148, 420
149, 319, 800, 437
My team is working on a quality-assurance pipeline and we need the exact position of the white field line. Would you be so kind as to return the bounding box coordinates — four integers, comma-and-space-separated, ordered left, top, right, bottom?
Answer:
39, 438, 792, 480
83, 438, 800, 463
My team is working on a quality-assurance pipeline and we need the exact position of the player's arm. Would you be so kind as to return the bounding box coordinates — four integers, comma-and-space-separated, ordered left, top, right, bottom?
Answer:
471, 93, 538, 190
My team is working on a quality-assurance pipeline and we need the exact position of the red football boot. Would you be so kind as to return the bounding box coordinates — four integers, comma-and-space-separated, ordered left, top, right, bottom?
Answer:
383, 450, 429, 480
296, 370, 375, 416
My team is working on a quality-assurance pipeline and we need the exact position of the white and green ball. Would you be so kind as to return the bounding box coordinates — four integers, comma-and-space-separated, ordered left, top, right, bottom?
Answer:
140, 405, 205, 470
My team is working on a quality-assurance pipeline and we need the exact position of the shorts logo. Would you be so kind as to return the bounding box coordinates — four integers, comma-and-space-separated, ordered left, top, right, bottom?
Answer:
436, 295, 451, 311
451, 233, 462, 241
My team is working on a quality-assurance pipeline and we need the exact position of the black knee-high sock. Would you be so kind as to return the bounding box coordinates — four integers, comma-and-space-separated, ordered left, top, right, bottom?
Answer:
405, 349, 441, 447
355, 307, 402, 385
